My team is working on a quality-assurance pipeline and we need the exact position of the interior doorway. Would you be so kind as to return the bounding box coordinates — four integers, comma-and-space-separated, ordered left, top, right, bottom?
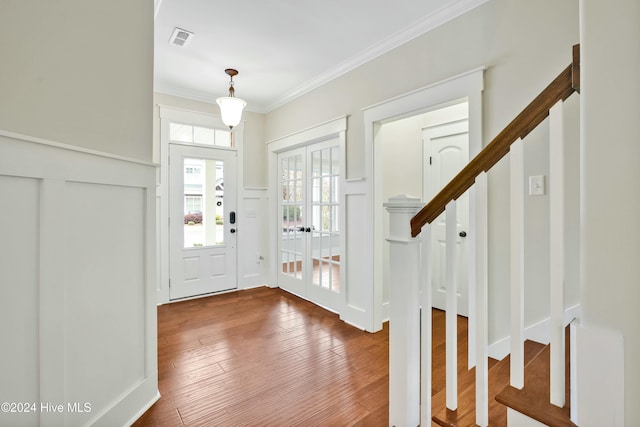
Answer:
379, 101, 470, 316
363, 67, 484, 331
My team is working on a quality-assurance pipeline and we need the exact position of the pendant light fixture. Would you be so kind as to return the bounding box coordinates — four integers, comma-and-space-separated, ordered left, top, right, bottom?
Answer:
216, 68, 247, 129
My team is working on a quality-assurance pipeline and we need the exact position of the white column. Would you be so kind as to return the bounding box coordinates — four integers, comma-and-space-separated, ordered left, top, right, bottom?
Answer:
445, 200, 458, 410
510, 138, 525, 389
549, 101, 565, 407
385, 195, 423, 427
475, 173, 489, 427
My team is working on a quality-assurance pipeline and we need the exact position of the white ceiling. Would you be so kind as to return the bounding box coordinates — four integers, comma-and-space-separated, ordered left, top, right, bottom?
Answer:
154, 0, 486, 113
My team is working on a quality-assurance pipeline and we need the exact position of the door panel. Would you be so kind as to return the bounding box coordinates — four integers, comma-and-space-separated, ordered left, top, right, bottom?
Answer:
169, 144, 237, 300
308, 143, 340, 309
279, 148, 306, 297
424, 120, 469, 316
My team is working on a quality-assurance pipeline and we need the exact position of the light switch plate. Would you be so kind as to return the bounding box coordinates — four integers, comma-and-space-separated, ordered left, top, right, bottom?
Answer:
529, 175, 545, 196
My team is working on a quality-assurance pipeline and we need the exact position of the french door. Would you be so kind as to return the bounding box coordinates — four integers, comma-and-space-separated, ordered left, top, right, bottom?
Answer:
278, 139, 342, 312
169, 144, 237, 300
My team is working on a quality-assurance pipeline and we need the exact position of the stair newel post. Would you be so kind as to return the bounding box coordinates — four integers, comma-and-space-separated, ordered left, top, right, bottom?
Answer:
549, 101, 565, 407
445, 200, 458, 410
420, 222, 433, 426
510, 138, 525, 389
385, 195, 423, 427
475, 172, 490, 427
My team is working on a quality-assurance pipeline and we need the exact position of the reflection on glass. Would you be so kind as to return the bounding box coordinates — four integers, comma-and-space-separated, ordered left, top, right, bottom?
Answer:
310, 145, 340, 293
281, 154, 304, 279
183, 157, 224, 248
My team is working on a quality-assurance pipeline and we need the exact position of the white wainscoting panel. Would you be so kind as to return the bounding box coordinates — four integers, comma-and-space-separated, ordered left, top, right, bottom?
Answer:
239, 189, 268, 288
0, 131, 158, 427
342, 179, 369, 330
0, 175, 41, 427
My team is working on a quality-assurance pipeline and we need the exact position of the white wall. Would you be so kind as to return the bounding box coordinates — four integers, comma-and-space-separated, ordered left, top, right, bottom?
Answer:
0, 0, 153, 162
0, 1, 157, 425
265, 0, 580, 343
580, 0, 640, 424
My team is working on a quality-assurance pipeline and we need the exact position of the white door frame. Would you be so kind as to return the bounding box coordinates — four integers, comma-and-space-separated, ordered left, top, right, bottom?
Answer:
363, 67, 485, 332
157, 105, 245, 304
267, 116, 347, 313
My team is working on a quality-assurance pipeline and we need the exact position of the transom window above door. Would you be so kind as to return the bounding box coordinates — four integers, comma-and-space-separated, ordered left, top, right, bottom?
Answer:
169, 122, 232, 147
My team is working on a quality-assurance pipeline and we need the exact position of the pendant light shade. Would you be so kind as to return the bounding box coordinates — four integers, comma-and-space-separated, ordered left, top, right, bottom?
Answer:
216, 68, 246, 129
216, 96, 246, 129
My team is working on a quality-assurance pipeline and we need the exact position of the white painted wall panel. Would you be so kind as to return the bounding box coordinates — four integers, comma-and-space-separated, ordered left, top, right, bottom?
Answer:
64, 182, 147, 426
0, 176, 41, 427
0, 133, 158, 427
343, 191, 367, 328
239, 192, 268, 287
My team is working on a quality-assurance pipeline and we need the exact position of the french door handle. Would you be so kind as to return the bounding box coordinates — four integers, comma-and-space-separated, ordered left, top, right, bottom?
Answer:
305, 227, 311, 233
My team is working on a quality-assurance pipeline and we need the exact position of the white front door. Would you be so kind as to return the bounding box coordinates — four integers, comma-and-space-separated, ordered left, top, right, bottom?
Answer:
169, 144, 237, 300
278, 139, 342, 312
423, 119, 469, 316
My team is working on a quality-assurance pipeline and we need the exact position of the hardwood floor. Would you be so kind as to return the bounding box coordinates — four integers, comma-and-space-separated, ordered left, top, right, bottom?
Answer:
133, 287, 391, 426
134, 286, 468, 426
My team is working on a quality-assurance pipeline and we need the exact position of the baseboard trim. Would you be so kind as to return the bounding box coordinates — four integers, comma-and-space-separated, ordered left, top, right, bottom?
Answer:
124, 390, 161, 426
488, 304, 581, 360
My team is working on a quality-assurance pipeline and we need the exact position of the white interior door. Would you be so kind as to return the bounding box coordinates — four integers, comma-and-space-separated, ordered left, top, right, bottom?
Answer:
423, 119, 469, 316
278, 139, 341, 312
169, 144, 237, 300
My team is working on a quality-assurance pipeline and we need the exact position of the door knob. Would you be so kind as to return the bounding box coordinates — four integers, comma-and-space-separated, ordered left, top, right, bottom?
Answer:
459, 231, 467, 238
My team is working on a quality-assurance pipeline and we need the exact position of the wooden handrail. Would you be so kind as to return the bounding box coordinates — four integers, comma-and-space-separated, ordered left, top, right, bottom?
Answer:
410, 45, 580, 237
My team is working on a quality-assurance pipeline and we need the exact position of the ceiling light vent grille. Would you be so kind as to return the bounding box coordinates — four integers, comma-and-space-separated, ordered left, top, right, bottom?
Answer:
169, 27, 193, 47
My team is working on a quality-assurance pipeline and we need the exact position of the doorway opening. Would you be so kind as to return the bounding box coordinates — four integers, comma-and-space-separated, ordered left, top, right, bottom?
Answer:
379, 100, 470, 316
363, 67, 484, 332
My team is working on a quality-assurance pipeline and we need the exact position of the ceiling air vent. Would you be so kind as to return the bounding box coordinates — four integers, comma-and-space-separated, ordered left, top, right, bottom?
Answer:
169, 27, 193, 47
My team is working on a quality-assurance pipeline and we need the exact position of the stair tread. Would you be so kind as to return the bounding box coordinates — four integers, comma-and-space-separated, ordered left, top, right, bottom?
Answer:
495, 342, 576, 427
432, 340, 545, 426
432, 341, 544, 426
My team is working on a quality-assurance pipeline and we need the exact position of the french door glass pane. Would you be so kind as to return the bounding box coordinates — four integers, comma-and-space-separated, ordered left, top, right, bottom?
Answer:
310, 146, 340, 293
281, 154, 304, 279
183, 157, 224, 248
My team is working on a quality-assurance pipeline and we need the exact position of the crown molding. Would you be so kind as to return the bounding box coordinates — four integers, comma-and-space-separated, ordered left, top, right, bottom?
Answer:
264, 0, 489, 112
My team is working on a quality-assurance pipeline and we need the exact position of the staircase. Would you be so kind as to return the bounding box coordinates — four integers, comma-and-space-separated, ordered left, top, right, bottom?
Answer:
429, 324, 574, 426
385, 45, 581, 426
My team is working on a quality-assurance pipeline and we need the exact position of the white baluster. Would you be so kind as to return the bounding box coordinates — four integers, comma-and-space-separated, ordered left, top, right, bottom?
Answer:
475, 173, 489, 427
549, 101, 565, 407
385, 195, 423, 426
468, 183, 477, 371
510, 138, 525, 389
445, 200, 458, 410
420, 223, 433, 426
